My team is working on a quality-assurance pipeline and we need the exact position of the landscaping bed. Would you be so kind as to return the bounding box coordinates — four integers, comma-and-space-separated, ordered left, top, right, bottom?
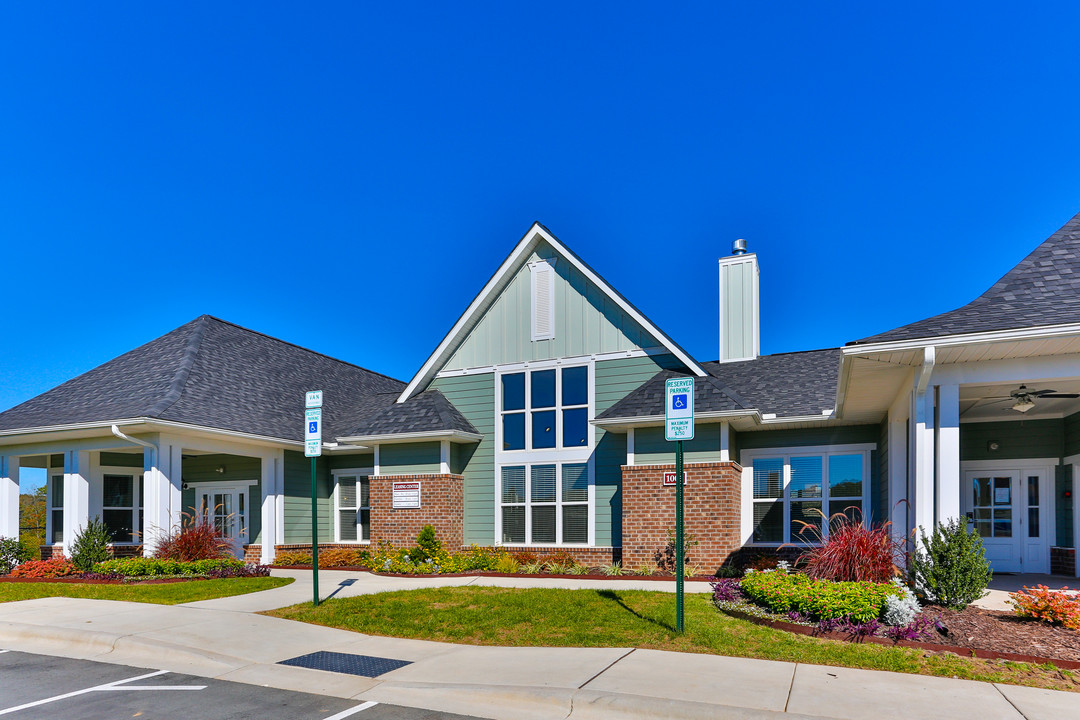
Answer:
272, 564, 717, 581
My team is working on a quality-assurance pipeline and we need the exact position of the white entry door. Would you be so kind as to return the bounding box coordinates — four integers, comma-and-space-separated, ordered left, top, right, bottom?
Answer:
961, 469, 1051, 574
195, 486, 249, 558
963, 471, 1022, 572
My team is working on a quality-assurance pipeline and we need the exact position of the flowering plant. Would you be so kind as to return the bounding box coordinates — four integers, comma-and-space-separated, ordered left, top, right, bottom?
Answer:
1008, 585, 1080, 630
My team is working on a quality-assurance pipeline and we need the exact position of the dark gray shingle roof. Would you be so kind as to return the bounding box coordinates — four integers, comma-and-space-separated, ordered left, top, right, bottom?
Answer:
854, 211, 1080, 344
596, 348, 840, 421
344, 389, 479, 437
0, 316, 406, 442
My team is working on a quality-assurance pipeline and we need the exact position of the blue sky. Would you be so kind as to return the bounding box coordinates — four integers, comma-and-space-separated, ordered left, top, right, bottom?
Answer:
3, 3, 1080, 490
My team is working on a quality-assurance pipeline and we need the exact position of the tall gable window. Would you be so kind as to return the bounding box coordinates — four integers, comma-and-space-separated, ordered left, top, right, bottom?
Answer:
530, 260, 556, 341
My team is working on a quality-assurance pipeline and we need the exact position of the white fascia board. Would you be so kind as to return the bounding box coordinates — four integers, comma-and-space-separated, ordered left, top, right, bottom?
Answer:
0, 417, 302, 452
592, 410, 758, 431
336, 429, 483, 445
396, 223, 707, 404
841, 322, 1080, 359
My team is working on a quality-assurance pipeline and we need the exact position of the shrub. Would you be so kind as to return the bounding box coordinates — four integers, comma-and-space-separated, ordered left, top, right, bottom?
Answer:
798, 510, 900, 583
601, 562, 625, 576
711, 577, 742, 603
909, 519, 992, 609
540, 550, 577, 570
92, 557, 248, 577
0, 537, 32, 575
154, 516, 231, 561
272, 550, 314, 566
412, 525, 442, 563
70, 517, 112, 572
882, 578, 921, 626
520, 561, 544, 574
493, 554, 520, 574
654, 528, 698, 574
511, 550, 539, 565
10, 557, 79, 578
318, 547, 364, 568
1009, 585, 1080, 629
740, 568, 901, 622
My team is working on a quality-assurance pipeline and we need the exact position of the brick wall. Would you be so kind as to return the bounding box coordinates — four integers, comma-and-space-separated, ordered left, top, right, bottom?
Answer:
621, 462, 743, 573
39, 544, 143, 560
1051, 546, 1076, 576
488, 546, 619, 566
369, 473, 464, 549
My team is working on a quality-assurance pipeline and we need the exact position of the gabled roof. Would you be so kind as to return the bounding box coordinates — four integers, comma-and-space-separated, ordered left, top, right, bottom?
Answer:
596, 348, 840, 422
0, 316, 405, 443
396, 222, 708, 403
853, 211, 1080, 345
342, 389, 479, 440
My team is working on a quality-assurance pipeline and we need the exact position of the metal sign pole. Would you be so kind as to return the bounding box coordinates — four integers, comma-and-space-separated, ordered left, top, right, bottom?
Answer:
675, 438, 684, 633
311, 455, 319, 607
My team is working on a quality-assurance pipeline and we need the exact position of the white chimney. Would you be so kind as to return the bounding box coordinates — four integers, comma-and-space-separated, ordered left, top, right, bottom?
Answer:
718, 239, 760, 362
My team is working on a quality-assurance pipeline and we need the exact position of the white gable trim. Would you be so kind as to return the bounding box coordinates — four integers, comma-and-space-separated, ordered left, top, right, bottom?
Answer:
396, 223, 707, 403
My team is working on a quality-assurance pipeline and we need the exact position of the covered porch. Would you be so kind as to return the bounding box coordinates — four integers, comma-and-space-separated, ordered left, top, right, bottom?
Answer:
0, 425, 287, 563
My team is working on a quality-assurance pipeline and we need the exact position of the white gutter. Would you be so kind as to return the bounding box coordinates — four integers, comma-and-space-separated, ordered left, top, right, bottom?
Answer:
841, 322, 1080, 357
591, 409, 756, 431
916, 346, 936, 395
0, 417, 303, 450
336, 429, 484, 445
111, 424, 156, 466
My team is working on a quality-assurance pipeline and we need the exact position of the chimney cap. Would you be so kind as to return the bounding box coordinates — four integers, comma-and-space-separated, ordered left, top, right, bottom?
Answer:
732, 238, 748, 255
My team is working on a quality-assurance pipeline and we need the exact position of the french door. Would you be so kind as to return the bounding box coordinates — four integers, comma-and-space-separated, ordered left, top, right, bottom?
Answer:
195, 486, 249, 558
961, 468, 1050, 573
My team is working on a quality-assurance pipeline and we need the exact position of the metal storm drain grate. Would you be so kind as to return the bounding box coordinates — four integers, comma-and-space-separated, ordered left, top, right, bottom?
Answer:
278, 651, 412, 677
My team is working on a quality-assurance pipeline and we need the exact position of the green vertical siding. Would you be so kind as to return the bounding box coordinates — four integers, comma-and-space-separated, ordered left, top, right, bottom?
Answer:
282, 450, 333, 544
444, 244, 662, 370
1066, 411, 1080, 458
379, 442, 440, 474
720, 257, 756, 361
430, 374, 494, 544
1057, 465, 1073, 548
180, 454, 262, 543
593, 354, 674, 546
960, 419, 1064, 461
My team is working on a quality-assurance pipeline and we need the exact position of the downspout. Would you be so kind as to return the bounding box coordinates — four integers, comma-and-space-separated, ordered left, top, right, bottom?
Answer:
111, 425, 159, 545
111, 424, 157, 457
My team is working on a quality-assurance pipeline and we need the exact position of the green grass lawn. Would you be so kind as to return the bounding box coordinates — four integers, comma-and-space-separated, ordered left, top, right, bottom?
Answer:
0, 576, 292, 605
268, 586, 1079, 693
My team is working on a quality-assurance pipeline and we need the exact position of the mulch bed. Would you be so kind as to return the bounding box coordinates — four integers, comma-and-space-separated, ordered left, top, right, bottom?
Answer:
0, 577, 194, 585
724, 606, 1080, 670
270, 565, 717, 581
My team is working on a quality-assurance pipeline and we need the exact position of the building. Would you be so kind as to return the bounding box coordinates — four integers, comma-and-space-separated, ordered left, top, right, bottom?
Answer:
2, 215, 1078, 575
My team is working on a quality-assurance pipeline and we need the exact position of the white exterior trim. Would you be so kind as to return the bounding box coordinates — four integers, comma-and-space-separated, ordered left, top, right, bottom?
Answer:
331, 467, 374, 544
337, 430, 483, 445
433, 347, 671, 378
397, 222, 707, 404
842, 322, 1080, 357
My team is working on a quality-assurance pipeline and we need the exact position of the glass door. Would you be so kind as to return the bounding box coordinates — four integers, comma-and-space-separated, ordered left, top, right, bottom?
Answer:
963, 471, 1021, 572
195, 486, 248, 558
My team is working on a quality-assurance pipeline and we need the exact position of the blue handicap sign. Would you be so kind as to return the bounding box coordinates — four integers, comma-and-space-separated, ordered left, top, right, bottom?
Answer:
672, 394, 687, 410
309, 421, 318, 433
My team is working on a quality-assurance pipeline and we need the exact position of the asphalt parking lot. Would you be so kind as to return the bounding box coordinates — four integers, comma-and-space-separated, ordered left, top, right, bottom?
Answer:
0, 650, 475, 720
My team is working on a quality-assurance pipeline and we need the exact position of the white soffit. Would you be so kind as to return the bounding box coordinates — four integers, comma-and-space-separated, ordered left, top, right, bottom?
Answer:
396, 223, 707, 403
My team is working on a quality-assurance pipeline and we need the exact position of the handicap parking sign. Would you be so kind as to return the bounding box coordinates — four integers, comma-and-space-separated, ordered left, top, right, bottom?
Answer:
309, 421, 318, 433
672, 394, 687, 410
664, 378, 694, 441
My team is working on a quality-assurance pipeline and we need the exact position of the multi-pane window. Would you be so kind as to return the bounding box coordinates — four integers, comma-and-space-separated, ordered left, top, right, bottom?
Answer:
500, 366, 589, 451
335, 475, 371, 542
971, 476, 1013, 538
501, 463, 589, 545
102, 473, 143, 543
749, 450, 868, 544
49, 474, 64, 545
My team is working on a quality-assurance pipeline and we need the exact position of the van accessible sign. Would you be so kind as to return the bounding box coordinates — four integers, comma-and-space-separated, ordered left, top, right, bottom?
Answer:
665, 377, 695, 441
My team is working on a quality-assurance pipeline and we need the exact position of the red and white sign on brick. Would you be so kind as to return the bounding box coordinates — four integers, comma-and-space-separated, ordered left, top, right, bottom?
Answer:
392, 481, 421, 509
663, 472, 687, 486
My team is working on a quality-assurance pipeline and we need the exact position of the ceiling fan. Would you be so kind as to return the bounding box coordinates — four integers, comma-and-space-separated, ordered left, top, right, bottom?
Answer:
980, 385, 1080, 414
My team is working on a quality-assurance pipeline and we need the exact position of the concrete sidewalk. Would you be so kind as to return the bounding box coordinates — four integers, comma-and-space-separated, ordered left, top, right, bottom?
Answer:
0, 572, 1075, 720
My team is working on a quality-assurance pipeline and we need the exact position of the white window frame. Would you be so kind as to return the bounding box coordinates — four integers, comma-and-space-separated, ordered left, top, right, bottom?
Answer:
494, 358, 596, 546
529, 259, 557, 341
740, 444, 874, 547
498, 461, 592, 547
332, 467, 373, 544
46, 468, 64, 547
98, 466, 143, 545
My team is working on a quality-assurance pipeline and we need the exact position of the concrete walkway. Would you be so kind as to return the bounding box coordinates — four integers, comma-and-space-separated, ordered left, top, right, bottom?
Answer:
975, 573, 1078, 611
0, 571, 1076, 720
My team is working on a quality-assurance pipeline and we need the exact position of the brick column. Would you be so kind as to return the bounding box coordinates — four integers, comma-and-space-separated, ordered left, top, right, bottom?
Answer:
369, 474, 464, 548
621, 461, 743, 573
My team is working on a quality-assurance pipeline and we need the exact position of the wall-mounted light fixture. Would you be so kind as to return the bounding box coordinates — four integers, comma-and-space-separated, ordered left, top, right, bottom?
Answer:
215, 465, 226, 474
987, 441, 1000, 452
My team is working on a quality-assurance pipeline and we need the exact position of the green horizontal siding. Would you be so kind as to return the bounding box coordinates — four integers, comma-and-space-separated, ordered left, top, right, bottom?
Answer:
379, 442, 440, 475
99, 452, 143, 468
431, 373, 494, 545
960, 419, 1064, 461
1065, 411, 1080, 458
329, 453, 374, 471
735, 425, 880, 460
282, 450, 333, 545
1057, 465, 1073, 548
635, 423, 725, 465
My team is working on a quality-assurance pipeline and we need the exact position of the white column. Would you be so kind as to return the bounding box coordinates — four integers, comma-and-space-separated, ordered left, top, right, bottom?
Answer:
719, 422, 731, 463
911, 389, 936, 539
260, 453, 279, 564
626, 428, 635, 466
887, 414, 908, 535
62, 451, 91, 557
274, 450, 286, 546
142, 442, 182, 556
935, 383, 961, 525
373, 445, 380, 476
440, 440, 450, 475
0, 456, 19, 539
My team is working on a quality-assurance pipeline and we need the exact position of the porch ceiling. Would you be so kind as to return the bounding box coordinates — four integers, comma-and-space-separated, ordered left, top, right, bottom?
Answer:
960, 378, 1080, 422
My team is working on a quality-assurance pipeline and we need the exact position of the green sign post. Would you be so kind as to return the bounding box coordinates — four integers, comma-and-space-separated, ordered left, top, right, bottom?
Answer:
305, 390, 323, 607
665, 377, 694, 633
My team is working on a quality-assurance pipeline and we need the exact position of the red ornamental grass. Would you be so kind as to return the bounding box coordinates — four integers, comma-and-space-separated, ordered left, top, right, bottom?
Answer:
797, 509, 901, 583
154, 513, 232, 561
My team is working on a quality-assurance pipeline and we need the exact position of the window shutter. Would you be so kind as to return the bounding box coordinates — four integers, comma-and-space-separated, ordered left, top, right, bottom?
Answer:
531, 261, 555, 340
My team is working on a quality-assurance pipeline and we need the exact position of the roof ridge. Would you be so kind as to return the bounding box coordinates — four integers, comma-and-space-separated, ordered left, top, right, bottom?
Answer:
199, 315, 405, 386
144, 316, 209, 418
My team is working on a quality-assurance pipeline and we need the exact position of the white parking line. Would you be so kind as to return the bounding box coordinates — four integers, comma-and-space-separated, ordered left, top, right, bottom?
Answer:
0, 670, 177, 715
322, 701, 378, 720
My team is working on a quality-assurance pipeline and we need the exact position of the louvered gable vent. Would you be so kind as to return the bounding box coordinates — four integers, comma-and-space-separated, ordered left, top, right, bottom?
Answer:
530, 259, 556, 341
